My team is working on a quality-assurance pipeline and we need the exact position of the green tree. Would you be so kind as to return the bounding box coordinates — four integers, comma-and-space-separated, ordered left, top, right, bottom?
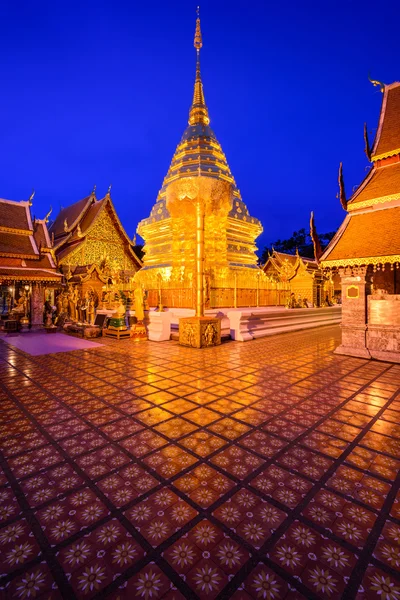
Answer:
260, 230, 335, 264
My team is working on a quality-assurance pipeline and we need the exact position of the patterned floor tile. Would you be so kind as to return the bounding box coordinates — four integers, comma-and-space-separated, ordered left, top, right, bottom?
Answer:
0, 326, 399, 599
124, 489, 197, 548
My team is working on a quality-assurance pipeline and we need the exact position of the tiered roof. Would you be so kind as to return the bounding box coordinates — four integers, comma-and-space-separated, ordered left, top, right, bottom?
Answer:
264, 250, 319, 281
50, 190, 142, 270
0, 198, 62, 282
139, 13, 261, 231
321, 81, 400, 268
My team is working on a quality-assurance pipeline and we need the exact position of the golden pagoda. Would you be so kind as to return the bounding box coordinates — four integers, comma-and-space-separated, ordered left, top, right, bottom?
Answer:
135, 11, 273, 309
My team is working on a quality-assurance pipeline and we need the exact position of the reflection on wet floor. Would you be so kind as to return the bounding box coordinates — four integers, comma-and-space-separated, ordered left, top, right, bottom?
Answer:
0, 325, 399, 599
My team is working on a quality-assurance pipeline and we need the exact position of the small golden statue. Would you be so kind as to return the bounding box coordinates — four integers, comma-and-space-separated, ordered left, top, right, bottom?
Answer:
131, 286, 147, 341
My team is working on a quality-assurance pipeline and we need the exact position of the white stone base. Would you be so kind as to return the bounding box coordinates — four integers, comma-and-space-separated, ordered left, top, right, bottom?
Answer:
148, 311, 172, 341
227, 307, 342, 342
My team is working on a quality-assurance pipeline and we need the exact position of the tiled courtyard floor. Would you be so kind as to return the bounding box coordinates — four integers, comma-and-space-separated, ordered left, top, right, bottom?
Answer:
0, 325, 400, 600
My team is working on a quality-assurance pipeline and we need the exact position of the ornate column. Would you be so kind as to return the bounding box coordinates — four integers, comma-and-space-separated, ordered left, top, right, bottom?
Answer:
335, 266, 371, 358
196, 200, 205, 317
31, 283, 44, 328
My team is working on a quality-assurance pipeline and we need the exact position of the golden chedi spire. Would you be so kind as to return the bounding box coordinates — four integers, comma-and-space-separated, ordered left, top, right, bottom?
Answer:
189, 7, 210, 126
135, 8, 264, 307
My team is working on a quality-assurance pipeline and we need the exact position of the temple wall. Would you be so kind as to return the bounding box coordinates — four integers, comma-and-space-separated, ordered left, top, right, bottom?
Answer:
371, 265, 400, 295
334, 265, 400, 363
146, 281, 290, 309
334, 267, 370, 358
367, 294, 400, 362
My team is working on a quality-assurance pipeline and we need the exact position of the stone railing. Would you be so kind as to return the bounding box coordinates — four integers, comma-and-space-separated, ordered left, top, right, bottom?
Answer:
227, 306, 342, 342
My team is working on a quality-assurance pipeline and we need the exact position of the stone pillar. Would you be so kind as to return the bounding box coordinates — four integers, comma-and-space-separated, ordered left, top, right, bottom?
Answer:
335, 266, 371, 358
31, 283, 44, 328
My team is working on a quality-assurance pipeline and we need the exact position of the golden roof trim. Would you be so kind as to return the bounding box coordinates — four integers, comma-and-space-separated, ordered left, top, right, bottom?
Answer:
0, 226, 32, 235
321, 254, 400, 268
348, 192, 400, 211
0, 252, 39, 259
371, 147, 400, 161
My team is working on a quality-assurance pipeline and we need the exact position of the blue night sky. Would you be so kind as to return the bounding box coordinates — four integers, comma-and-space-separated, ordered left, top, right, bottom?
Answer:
1, 0, 399, 253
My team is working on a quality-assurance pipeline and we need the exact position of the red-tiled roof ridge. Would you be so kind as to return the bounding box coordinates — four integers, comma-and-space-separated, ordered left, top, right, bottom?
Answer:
371, 82, 400, 160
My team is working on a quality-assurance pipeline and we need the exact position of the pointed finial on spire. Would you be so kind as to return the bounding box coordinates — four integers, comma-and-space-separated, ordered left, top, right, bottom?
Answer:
189, 7, 210, 126
107, 184, 112, 195
29, 189, 35, 205
194, 7, 202, 51
92, 184, 97, 195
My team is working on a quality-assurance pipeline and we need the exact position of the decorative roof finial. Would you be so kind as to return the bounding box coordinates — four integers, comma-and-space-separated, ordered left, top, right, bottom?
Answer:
44, 206, 53, 223
92, 184, 97, 195
107, 184, 112, 195
310, 211, 322, 264
364, 122, 371, 161
368, 74, 385, 93
29, 189, 35, 205
337, 162, 347, 211
189, 7, 210, 126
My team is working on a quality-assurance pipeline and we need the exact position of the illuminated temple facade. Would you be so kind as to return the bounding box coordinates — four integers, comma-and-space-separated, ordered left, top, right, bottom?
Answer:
135, 15, 283, 308
50, 189, 142, 304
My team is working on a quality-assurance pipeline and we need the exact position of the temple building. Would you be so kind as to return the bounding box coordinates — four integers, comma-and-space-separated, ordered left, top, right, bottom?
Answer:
263, 249, 332, 307
0, 197, 62, 326
135, 14, 277, 309
50, 188, 142, 308
321, 80, 400, 362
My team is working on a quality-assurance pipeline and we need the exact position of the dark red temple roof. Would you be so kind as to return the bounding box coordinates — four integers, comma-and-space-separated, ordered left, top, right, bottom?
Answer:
0, 233, 36, 257
0, 268, 62, 281
50, 194, 93, 238
322, 206, 400, 264
372, 83, 400, 160
349, 161, 400, 206
0, 199, 32, 231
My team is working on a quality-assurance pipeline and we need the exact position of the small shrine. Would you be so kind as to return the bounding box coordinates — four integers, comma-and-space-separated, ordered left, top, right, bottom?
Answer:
263, 249, 334, 307
0, 196, 63, 330
321, 79, 400, 362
